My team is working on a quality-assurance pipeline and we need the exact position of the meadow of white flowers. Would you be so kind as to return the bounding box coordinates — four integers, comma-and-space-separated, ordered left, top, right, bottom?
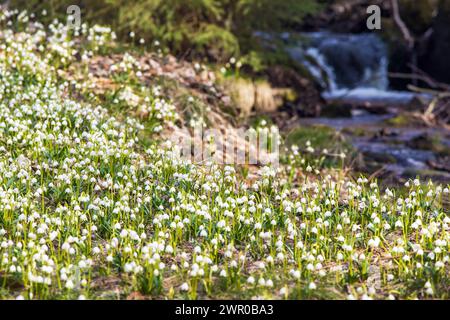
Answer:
0, 9, 448, 300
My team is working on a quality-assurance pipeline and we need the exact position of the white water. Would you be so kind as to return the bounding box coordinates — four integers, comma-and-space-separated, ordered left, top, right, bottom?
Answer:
286, 32, 428, 104
322, 87, 426, 105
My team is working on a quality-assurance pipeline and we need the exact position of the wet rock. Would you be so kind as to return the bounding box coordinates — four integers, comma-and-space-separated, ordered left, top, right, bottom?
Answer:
362, 151, 397, 165
407, 133, 450, 156
371, 128, 399, 140
360, 105, 390, 115
321, 102, 352, 118
267, 66, 322, 117
427, 157, 450, 173
407, 134, 433, 150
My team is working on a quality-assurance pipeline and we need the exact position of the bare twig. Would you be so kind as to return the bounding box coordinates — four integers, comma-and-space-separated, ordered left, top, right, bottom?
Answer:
407, 85, 434, 95
390, 0, 415, 49
389, 71, 450, 92
407, 64, 450, 91
408, 84, 450, 97
388, 72, 439, 89
390, 0, 423, 85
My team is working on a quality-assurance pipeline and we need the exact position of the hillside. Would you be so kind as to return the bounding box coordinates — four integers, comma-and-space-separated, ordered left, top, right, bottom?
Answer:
0, 9, 449, 300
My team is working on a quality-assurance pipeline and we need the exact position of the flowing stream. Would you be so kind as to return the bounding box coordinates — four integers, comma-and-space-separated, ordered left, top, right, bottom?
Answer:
284, 32, 449, 182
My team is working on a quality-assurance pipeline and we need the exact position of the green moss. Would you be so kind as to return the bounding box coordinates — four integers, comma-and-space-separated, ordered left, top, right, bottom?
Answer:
284, 89, 298, 102
342, 127, 371, 137
249, 115, 274, 128
385, 115, 410, 127
384, 113, 431, 127
285, 124, 352, 153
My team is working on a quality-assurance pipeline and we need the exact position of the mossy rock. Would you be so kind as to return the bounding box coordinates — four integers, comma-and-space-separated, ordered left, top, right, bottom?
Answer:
384, 114, 425, 127
407, 134, 450, 157
341, 127, 371, 137
285, 124, 351, 153
362, 151, 398, 165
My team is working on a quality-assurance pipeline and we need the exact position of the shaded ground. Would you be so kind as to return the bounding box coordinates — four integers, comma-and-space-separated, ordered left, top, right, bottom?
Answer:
293, 107, 450, 185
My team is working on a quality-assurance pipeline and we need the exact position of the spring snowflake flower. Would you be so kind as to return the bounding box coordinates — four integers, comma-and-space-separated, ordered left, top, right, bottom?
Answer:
0, 9, 447, 301
180, 283, 189, 291
65, 280, 75, 290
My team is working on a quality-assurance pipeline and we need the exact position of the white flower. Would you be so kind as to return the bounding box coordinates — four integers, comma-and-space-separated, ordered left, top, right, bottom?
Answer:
65, 280, 75, 289
180, 283, 189, 291
258, 278, 266, 286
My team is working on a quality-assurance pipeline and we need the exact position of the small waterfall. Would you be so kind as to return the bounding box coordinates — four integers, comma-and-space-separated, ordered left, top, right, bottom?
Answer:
286, 32, 427, 104
287, 32, 388, 91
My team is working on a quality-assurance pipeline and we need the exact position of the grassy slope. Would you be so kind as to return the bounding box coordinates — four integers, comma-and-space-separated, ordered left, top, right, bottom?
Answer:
0, 12, 449, 300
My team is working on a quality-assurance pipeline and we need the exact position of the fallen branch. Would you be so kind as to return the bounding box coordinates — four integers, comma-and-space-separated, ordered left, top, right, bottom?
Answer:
405, 80, 450, 127
407, 85, 450, 97
408, 64, 450, 91
389, 72, 439, 89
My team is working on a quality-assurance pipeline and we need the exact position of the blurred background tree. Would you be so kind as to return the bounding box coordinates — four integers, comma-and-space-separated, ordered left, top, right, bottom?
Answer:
10, 0, 320, 64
